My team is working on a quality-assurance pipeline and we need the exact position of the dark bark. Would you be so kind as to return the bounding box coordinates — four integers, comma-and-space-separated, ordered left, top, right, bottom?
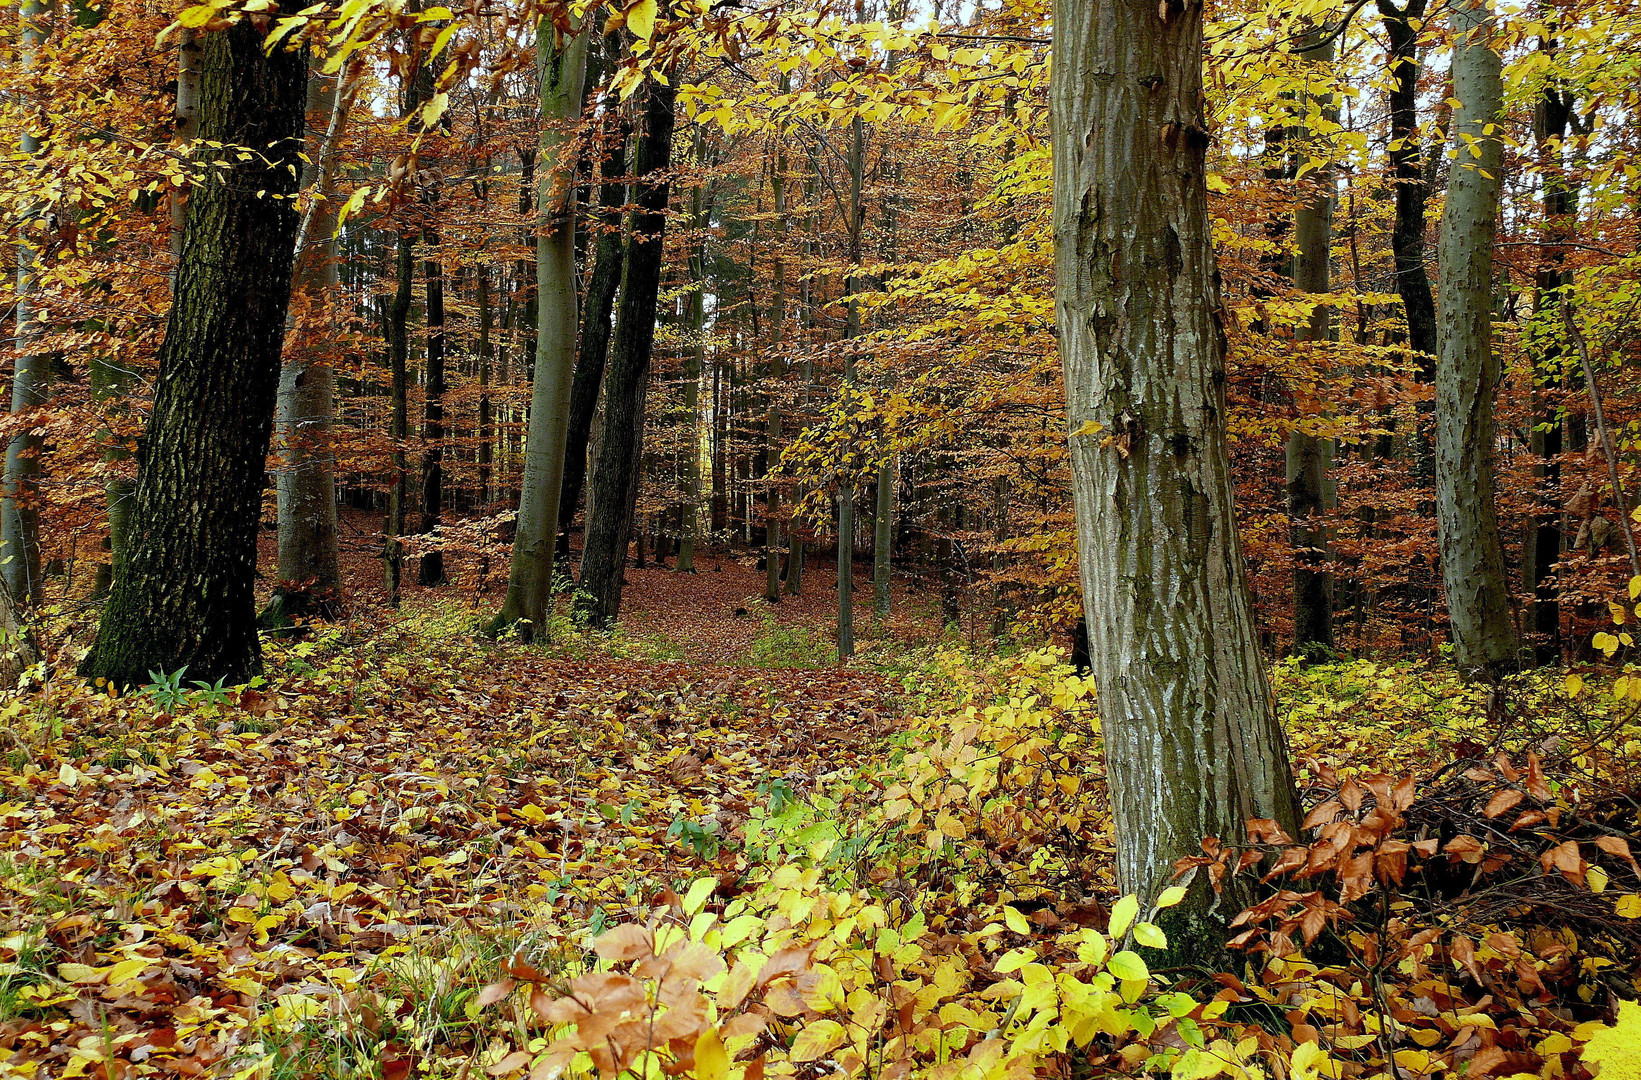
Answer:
384, 237, 413, 605
417, 220, 448, 586
1377, 0, 1438, 374
574, 78, 677, 628
80, 21, 306, 688
558, 64, 629, 562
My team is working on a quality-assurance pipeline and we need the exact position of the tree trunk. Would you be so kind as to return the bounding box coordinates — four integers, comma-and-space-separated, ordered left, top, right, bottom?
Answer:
872, 457, 893, 617
384, 237, 413, 606
1435, 0, 1518, 675
559, 45, 628, 563
575, 77, 677, 629
1286, 31, 1335, 656
1376, 0, 1437, 374
80, 20, 306, 687
678, 134, 707, 573
1051, 0, 1300, 950
837, 111, 866, 659
490, 19, 589, 638
417, 216, 448, 586
3, 0, 53, 606
269, 63, 350, 623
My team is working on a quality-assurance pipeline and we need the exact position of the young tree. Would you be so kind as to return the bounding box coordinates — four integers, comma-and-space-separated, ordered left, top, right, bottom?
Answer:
1435, 0, 1518, 674
575, 75, 677, 628
80, 19, 307, 687
489, 16, 589, 640
1051, 0, 1300, 951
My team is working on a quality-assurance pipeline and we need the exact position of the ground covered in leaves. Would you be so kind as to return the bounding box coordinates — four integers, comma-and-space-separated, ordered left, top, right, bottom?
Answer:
3, 572, 1641, 1080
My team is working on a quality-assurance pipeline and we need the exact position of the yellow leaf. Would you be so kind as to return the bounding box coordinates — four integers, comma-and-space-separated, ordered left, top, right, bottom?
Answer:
105, 958, 149, 986
1108, 894, 1139, 939
1565, 672, 1584, 697
627, 0, 657, 40
695, 1028, 729, 1080
1155, 885, 1188, 909
1132, 922, 1167, 949
1589, 865, 1610, 893
1581, 1000, 1641, 1080
683, 877, 716, 916
1003, 905, 1029, 935
57, 963, 103, 985
1106, 950, 1147, 982
1616, 894, 1641, 918
789, 1019, 846, 1062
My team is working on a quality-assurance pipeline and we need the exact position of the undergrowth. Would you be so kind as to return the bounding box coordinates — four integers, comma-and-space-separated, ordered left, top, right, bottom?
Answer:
1, 608, 1638, 1079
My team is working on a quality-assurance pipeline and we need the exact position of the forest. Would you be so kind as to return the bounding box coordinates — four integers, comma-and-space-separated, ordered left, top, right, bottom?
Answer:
2, 0, 1641, 1076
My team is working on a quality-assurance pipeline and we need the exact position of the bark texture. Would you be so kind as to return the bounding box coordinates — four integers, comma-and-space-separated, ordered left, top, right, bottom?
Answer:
575, 78, 677, 628
1435, 0, 1518, 674
1051, 0, 1300, 945
492, 20, 589, 638
558, 54, 628, 559
270, 66, 349, 621
80, 21, 306, 687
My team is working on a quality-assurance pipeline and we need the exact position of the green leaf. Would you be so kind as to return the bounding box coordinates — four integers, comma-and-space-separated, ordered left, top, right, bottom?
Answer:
683, 877, 716, 916
1154, 885, 1188, 909
1133, 922, 1168, 949
1106, 950, 1148, 983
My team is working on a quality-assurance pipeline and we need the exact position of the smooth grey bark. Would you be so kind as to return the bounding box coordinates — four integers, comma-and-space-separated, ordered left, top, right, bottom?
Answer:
2, 0, 53, 605
80, 20, 306, 687
1051, 0, 1300, 946
269, 65, 350, 621
678, 134, 707, 573
1286, 32, 1335, 655
490, 19, 589, 639
872, 457, 893, 616
1435, 0, 1518, 674
837, 112, 866, 659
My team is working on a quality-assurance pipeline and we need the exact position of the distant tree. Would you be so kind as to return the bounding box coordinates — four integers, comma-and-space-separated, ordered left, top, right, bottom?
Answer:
79, 20, 307, 687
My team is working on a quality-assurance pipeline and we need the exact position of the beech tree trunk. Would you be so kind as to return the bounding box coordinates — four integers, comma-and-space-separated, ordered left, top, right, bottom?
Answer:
678, 136, 708, 574
490, 20, 589, 638
384, 237, 413, 606
1051, 0, 1300, 950
417, 216, 448, 586
558, 48, 628, 562
1286, 31, 1335, 655
80, 20, 306, 688
269, 65, 349, 622
2, 0, 53, 606
1376, 0, 1437, 375
873, 458, 893, 617
1435, 0, 1518, 674
575, 78, 677, 629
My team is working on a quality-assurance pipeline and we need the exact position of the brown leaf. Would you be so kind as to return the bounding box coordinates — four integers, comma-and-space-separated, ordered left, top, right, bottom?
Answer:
1482, 789, 1523, 819
477, 979, 516, 1008
1541, 840, 1585, 884
486, 1050, 533, 1076
595, 924, 654, 962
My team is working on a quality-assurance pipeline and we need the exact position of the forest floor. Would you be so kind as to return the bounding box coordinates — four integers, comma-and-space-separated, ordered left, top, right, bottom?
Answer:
2, 546, 1639, 1079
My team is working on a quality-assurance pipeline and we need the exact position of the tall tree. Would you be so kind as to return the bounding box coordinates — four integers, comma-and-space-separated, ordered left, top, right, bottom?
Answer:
837, 109, 866, 658
80, 19, 307, 687
1435, 0, 1518, 674
1375, 0, 1437, 377
268, 64, 352, 623
489, 17, 590, 639
3, 0, 54, 606
575, 76, 677, 628
1051, 0, 1300, 951
1286, 31, 1336, 655
557, 40, 629, 562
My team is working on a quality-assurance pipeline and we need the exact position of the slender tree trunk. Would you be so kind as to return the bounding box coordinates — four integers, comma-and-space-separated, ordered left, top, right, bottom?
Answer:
837, 111, 866, 659
558, 48, 627, 563
2, 0, 54, 605
1286, 31, 1335, 655
269, 63, 351, 623
1051, 0, 1300, 949
678, 134, 707, 573
384, 237, 413, 606
1376, 0, 1437, 375
1435, 0, 1519, 675
477, 265, 493, 506
80, 20, 306, 687
872, 457, 893, 617
1524, 41, 1571, 666
575, 77, 677, 628
417, 217, 448, 586
490, 19, 590, 638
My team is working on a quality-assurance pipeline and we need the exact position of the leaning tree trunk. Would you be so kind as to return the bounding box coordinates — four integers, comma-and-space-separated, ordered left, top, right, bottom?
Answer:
575, 77, 677, 629
490, 18, 589, 639
2, 0, 54, 606
268, 63, 351, 624
1051, 0, 1300, 955
1435, 0, 1518, 675
80, 19, 306, 688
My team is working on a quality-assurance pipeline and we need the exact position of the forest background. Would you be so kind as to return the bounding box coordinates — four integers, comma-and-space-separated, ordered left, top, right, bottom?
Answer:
2, 0, 1641, 1077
